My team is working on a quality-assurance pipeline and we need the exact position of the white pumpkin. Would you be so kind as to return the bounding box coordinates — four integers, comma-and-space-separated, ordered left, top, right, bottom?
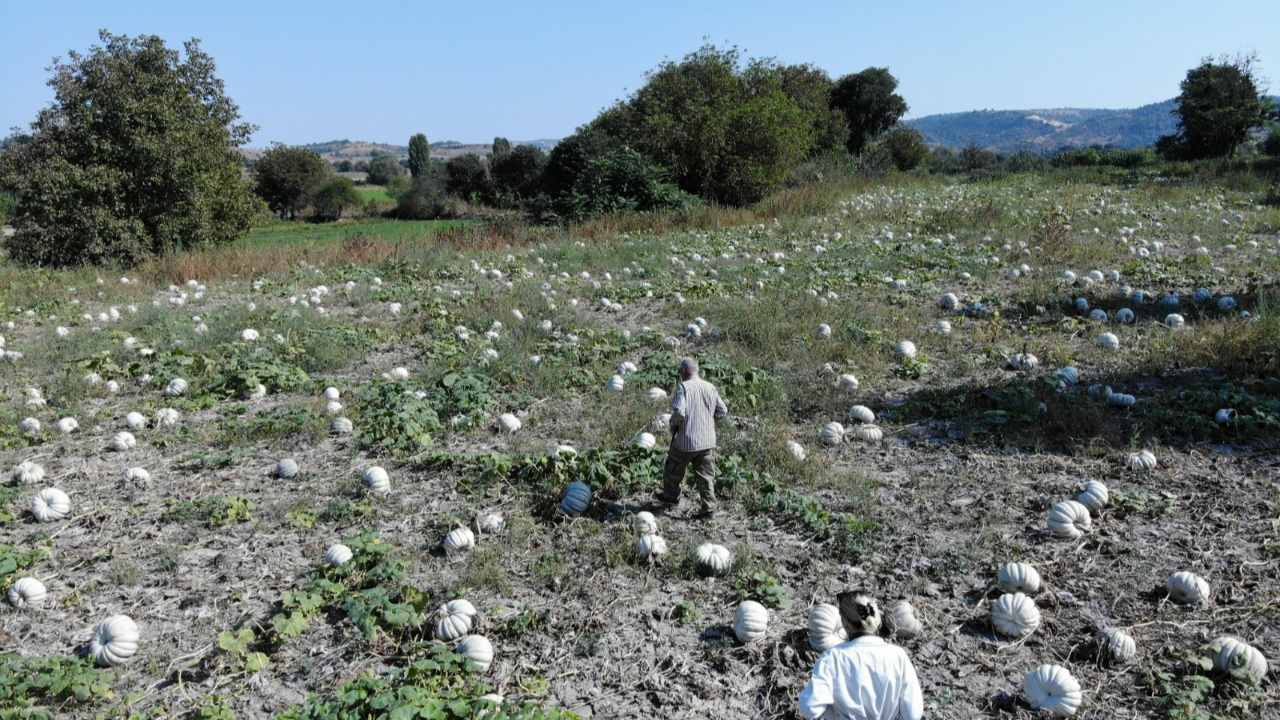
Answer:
1209, 636, 1268, 682
1098, 628, 1137, 664
325, 544, 352, 567
998, 562, 1042, 595
89, 615, 140, 666
816, 324, 832, 339
324, 400, 344, 416
852, 425, 883, 443
560, 481, 591, 515
836, 373, 860, 390
1215, 408, 1235, 424
821, 422, 845, 446
1047, 500, 1092, 539
275, 458, 300, 479
1055, 367, 1080, 385
785, 441, 806, 461
122, 467, 151, 485
634, 432, 657, 449
991, 592, 1041, 638
1009, 353, 1039, 371
497, 413, 522, 433
323, 386, 341, 401
125, 411, 146, 430
109, 432, 137, 451
1115, 307, 1135, 323
733, 601, 769, 644
633, 511, 659, 536
1024, 664, 1083, 717
458, 634, 494, 671
476, 513, 505, 534
1097, 332, 1120, 351
807, 603, 849, 651
444, 527, 476, 553
887, 599, 923, 639
387, 367, 411, 381
1089, 309, 1108, 323
939, 292, 959, 310
363, 466, 391, 494
153, 408, 181, 428
1217, 296, 1237, 311
636, 533, 668, 562
1076, 481, 1109, 512
848, 405, 875, 424
605, 375, 625, 392
1127, 449, 1157, 471
56, 417, 79, 434
895, 340, 918, 360
1164, 313, 1186, 328
935, 320, 952, 335
1107, 392, 1136, 408
31, 488, 71, 522
12, 460, 45, 485
647, 387, 668, 403
331, 416, 353, 434
8, 577, 47, 608
1166, 571, 1210, 604
694, 543, 733, 576
164, 378, 188, 397
435, 599, 477, 641
19, 418, 41, 436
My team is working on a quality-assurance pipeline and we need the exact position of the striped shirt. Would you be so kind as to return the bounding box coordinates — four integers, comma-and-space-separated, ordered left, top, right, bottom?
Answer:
669, 376, 728, 451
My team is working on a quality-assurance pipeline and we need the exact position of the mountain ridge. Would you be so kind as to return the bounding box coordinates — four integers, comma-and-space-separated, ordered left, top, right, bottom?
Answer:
904, 100, 1179, 153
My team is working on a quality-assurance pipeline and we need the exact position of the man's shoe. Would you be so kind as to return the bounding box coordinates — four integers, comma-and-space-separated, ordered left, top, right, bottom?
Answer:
652, 491, 679, 508
693, 505, 716, 519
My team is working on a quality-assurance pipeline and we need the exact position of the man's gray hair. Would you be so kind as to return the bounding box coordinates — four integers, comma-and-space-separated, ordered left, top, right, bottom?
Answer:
678, 357, 699, 376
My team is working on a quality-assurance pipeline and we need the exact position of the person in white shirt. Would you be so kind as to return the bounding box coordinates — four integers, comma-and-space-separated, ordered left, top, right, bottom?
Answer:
798, 591, 924, 720
654, 357, 728, 517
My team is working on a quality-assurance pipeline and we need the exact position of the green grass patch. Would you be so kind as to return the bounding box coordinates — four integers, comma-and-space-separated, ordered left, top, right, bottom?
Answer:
239, 218, 473, 247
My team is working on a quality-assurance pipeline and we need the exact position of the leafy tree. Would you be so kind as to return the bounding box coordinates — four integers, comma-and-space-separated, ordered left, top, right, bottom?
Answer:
558, 146, 697, 220
444, 153, 491, 203
595, 45, 815, 206
541, 125, 618, 198
1157, 54, 1273, 160
881, 127, 928, 170
768, 63, 848, 155
960, 141, 995, 171
394, 165, 455, 220
0, 191, 15, 226
0, 30, 260, 267
366, 154, 405, 186
830, 67, 909, 156
353, 160, 369, 172
253, 144, 330, 219
491, 137, 511, 159
408, 133, 430, 178
312, 176, 360, 221
333, 159, 353, 172
490, 144, 547, 207
1263, 125, 1280, 156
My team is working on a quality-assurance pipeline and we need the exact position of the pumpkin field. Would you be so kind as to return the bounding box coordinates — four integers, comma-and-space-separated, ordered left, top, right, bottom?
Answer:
1, 172, 1278, 719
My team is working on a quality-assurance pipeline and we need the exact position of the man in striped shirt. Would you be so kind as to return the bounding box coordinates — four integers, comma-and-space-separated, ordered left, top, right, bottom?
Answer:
654, 357, 729, 517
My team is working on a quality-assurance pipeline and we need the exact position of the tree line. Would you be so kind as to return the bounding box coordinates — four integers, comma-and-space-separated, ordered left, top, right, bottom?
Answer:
0, 33, 1276, 267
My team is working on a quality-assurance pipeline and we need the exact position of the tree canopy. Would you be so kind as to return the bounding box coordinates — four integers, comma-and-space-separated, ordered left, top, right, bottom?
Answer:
829, 68, 909, 156
253, 144, 330, 219
1157, 54, 1274, 160
366, 153, 405, 186
408, 133, 430, 178
312, 176, 360, 221
0, 30, 260, 267
591, 45, 818, 206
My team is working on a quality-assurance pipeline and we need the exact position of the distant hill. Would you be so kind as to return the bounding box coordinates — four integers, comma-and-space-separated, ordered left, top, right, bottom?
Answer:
905, 100, 1179, 153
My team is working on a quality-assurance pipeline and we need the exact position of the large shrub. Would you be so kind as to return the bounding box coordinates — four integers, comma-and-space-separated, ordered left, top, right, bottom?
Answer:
1157, 54, 1273, 160
253, 144, 330, 219
557, 146, 698, 220
1, 31, 260, 267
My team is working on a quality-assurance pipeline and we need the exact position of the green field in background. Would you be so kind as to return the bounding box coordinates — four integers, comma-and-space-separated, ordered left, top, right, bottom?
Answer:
240, 219, 473, 246
356, 186, 393, 203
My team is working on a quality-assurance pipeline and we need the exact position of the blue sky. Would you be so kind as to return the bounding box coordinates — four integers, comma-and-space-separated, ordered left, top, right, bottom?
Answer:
2, 0, 1277, 147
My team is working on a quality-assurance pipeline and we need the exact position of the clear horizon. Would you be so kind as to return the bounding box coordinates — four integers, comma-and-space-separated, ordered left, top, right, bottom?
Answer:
2, 0, 1278, 148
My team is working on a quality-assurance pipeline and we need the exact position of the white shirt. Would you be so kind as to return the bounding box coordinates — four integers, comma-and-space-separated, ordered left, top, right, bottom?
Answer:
798, 636, 924, 720
669, 375, 728, 451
